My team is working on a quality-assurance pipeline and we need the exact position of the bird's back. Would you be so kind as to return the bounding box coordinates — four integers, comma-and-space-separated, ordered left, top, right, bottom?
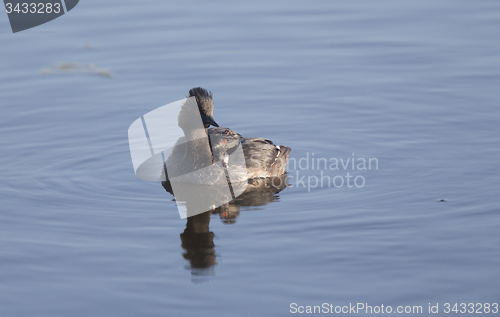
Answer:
208, 127, 291, 179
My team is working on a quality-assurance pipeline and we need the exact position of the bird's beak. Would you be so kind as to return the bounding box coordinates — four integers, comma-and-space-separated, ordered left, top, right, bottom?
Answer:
201, 113, 219, 127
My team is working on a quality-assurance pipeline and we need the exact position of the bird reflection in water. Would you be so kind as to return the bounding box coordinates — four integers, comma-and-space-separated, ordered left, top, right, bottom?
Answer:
162, 175, 289, 282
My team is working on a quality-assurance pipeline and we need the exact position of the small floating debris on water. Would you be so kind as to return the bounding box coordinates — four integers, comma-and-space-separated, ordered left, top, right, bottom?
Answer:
56, 62, 79, 71
40, 68, 53, 75
95, 69, 113, 77
40, 63, 112, 78
82, 42, 96, 50
439, 199, 447, 202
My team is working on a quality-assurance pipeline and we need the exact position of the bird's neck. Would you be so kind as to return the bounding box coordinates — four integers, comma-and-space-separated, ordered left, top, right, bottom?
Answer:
184, 128, 214, 166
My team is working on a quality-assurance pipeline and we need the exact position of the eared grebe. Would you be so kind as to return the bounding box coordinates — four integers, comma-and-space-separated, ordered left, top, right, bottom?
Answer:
163, 87, 291, 184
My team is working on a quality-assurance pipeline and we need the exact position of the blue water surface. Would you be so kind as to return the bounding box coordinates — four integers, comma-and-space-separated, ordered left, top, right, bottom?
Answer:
1, 1, 499, 316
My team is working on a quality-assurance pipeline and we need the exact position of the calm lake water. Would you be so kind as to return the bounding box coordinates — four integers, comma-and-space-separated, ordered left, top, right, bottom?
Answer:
1, 1, 500, 316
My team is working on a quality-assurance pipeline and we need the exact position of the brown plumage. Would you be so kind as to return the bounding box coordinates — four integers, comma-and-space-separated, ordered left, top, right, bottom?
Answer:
163, 87, 291, 185
209, 127, 291, 180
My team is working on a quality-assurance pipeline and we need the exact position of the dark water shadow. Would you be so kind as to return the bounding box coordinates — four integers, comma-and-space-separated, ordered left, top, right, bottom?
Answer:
162, 175, 289, 282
